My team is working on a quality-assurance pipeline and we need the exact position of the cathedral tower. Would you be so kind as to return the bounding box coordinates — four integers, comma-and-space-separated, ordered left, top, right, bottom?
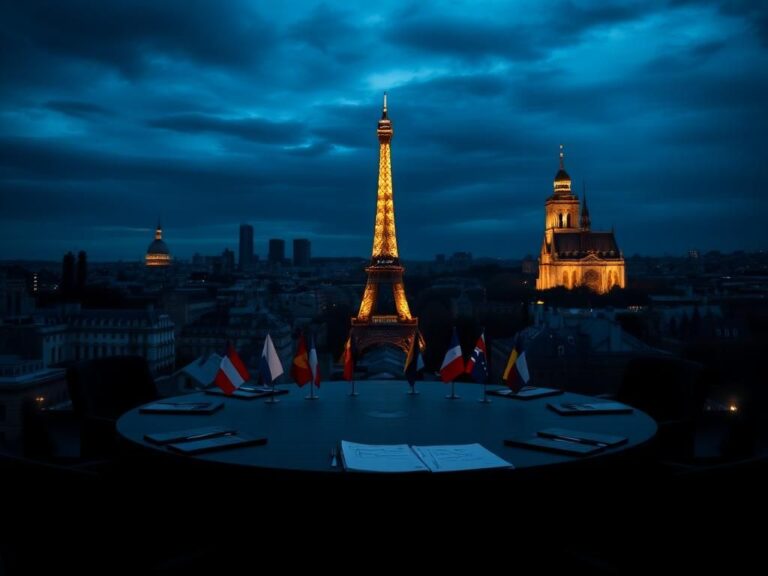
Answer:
537, 147, 625, 293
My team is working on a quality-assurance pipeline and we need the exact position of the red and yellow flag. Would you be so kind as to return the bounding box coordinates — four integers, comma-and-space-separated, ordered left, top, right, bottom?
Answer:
291, 333, 312, 387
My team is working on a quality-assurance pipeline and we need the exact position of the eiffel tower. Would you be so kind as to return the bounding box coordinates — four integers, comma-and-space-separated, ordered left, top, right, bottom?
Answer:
351, 95, 419, 355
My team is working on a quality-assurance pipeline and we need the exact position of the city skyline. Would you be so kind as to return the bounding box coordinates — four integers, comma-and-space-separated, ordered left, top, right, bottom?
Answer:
1, 1, 766, 261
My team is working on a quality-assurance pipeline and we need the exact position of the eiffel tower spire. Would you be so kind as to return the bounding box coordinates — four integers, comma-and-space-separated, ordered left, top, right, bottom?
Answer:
371, 92, 398, 262
351, 95, 419, 356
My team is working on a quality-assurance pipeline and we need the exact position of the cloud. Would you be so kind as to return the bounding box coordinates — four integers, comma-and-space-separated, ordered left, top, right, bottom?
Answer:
45, 100, 113, 118
0, 0, 275, 77
148, 113, 306, 144
0, 0, 766, 259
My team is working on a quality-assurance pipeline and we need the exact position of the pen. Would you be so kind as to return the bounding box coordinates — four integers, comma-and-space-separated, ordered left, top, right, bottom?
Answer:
159, 402, 208, 407
182, 430, 233, 441
549, 434, 607, 447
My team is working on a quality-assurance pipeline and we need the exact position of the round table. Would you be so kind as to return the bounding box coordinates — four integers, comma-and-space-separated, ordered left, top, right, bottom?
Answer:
116, 381, 656, 477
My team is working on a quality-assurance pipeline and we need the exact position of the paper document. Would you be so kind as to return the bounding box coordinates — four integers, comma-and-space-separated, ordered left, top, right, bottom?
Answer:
339, 441, 512, 473
411, 443, 513, 472
340, 441, 429, 473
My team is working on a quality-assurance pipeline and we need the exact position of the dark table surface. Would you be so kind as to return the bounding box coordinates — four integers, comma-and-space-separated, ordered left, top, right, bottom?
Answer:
116, 380, 656, 474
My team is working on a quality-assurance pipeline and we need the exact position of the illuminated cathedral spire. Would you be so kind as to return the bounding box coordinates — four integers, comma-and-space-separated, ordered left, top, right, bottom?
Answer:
554, 143, 572, 195
580, 184, 591, 231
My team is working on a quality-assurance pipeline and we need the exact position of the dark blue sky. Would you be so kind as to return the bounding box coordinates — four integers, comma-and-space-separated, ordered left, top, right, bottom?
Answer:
1, 0, 766, 261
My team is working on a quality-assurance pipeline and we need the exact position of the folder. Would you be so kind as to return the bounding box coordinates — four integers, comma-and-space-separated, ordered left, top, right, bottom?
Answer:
166, 434, 268, 455
205, 387, 289, 400
504, 436, 606, 456
547, 401, 633, 415
144, 425, 236, 445
537, 428, 627, 447
139, 400, 224, 414
488, 386, 564, 400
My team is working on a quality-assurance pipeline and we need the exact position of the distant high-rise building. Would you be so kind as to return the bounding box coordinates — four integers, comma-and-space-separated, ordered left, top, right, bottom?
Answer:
145, 220, 172, 267
293, 239, 311, 267
61, 251, 75, 295
268, 239, 285, 265
221, 248, 235, 275
76, 251, 87, 291
239, 224, 254, 271
536, 146, 625, 293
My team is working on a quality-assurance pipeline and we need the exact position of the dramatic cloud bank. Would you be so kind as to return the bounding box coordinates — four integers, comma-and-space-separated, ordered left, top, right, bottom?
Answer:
1, 0, 766, 260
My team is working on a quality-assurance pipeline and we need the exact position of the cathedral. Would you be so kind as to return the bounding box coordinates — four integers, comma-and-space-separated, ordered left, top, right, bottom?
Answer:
536, 146, 625, 294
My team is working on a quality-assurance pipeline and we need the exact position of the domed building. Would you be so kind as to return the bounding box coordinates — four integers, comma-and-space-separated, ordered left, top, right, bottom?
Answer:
536, 146, 625, 294
145, 221, 172, 267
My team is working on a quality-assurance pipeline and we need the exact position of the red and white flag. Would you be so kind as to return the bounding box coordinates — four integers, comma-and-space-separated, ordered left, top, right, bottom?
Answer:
215, 344, 250, 395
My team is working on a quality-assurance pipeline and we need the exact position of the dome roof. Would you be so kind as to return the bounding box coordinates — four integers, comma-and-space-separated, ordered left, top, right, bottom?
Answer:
147, 239, 170, 255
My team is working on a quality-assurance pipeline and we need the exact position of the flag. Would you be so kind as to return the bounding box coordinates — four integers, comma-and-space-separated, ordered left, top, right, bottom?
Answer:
440, 328, 464, 383
502, 334, 530, 392
404, 332, 424, 386
465, 331, 488, 383
341, 334, 355, 381
259, 333, 284, 384
214, 344, 250, 395
309, 334, 321, 388
290, 333, 312, 387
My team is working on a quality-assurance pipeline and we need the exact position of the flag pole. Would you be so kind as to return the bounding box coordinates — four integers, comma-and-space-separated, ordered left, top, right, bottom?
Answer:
349, 377, 358, 397
479, 381, 490, 403
305, 334, 319, 400
266, 376, 280, 403
446, 379, 460, 400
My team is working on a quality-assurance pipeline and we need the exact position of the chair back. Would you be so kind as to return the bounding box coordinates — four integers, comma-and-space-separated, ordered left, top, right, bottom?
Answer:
617, 356, 705, 422
67, 356, 157, 420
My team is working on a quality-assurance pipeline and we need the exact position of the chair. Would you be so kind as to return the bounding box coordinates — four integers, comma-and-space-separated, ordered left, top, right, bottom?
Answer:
617, 356, 707, 461
66, 355, 158, 458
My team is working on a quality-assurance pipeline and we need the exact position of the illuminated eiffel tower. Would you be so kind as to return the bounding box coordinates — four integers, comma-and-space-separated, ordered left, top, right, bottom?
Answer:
351, 95, 419, 355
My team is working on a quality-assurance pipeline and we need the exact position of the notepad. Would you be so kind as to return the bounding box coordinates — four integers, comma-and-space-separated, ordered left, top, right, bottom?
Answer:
205, 387, 289, 400
504, 436, 606, 456
537, 427, 628, 447
144, 425, 236, 445
339, 441, 513, 473
547, 401, 633, 415
139, 400, 224, 414
488, 386, 564, 400
166, 434, 267, 454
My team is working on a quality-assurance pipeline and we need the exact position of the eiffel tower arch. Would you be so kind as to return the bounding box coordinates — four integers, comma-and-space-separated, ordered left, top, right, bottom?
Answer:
351, 95, 419, 356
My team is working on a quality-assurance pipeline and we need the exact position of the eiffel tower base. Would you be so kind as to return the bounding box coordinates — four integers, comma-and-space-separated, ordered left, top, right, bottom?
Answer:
350, 319, 419, 357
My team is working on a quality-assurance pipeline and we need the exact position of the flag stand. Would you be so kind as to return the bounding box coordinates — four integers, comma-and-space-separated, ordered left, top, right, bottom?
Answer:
266, 380, 280, 403
445, 380, 460, 400
407, 381, 420, 395
305, 382, 318, 400
348, 379, 358, 397
478, 382, 491, 403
